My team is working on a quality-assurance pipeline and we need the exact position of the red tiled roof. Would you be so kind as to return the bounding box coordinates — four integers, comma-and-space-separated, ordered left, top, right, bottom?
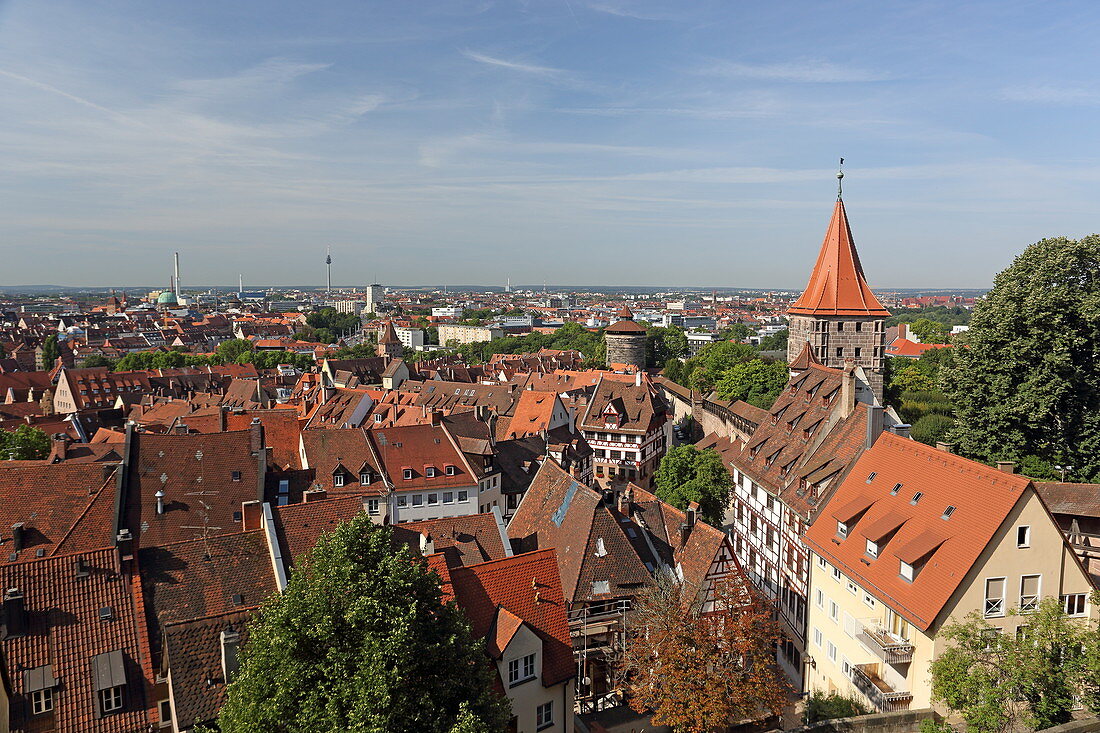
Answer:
273, 495, 366, 566
449, 549, 574, 687
788, 199, 890, 317
162, 610, 253, 730
885, 338, 952, 358
392, 513, 509, 568
804, 433, 1032, 631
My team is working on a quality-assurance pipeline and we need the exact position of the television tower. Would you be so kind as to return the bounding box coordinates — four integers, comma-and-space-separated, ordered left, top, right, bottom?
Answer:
325, 246, 332, 297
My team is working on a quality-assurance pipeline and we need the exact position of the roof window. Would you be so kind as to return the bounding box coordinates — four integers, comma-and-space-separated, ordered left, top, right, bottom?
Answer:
942, 505, 956, 520
910, 491, 923, 505
866, 471, 877, 483
890, 482, 902, 495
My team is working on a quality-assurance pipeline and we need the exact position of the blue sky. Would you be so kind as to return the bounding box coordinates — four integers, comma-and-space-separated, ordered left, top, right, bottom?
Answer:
1, 0, 1099, 289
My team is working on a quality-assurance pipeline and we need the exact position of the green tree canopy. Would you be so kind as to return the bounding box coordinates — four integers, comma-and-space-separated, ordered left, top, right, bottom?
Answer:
646, 326, 687, 366
712, 359, 789, 409
218, 515, 510, 733
910, 317, 951, 344
653, 445, 732, 525
757, 328, 789, 352
942, 235, 1100, 480
687, 341, 757, 392
1, 425, 51, 460
40, 334, 59, 370
215, 339, 253, 363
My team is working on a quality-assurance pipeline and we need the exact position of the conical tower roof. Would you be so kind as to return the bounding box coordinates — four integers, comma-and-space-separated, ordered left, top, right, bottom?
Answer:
379, 321, 401, 344
788, 199, 890, 317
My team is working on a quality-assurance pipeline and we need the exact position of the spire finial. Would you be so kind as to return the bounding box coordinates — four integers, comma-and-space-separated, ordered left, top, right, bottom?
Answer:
837, 157, 845, 200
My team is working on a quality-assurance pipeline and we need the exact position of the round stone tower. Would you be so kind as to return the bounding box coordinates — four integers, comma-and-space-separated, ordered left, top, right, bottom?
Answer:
604, 307, 647, 371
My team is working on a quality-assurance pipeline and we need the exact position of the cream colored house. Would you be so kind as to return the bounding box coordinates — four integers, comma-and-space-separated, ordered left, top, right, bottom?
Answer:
803, 433, 1097, 712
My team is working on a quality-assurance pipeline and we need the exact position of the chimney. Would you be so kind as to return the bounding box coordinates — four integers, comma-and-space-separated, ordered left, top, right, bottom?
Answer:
420, 531, 434, 555
304, 487, 328, 503
430, 409, 443, 426
2, 588, 25, 639
241, 500, 263, 531
635, 371, 642, 387
116, 529, 134, 563
897, 323, 907, 340
840, 365, 856, 418
174, 421, 188, 435
617, 487, 633, 516
686, 501, 698, 528
865, 405, 884, 449
679, 521, 691, 546
997, 461, 1016, 474
250, 418, 264, 455
155, 490, 166, 515
891, 423, 911, 439
220, 628, 241, 683
51, 434, 69, 461
936, 442, 955, 454
10, 523, 24, 553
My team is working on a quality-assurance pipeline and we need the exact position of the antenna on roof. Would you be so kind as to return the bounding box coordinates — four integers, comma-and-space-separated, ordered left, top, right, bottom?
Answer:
837, 157, 845, 200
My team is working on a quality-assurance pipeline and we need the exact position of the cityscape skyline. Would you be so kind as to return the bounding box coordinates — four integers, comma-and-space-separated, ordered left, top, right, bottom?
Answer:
3, 1, 1100, 288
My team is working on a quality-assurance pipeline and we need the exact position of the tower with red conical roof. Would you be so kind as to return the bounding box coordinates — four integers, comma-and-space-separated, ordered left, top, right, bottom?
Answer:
377, 321, 403, 360
787, 174, 890, 400
604, 307, 646, 371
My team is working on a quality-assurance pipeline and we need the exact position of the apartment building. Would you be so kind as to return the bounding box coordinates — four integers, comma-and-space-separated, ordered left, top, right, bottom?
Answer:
803, 434, 1097, 712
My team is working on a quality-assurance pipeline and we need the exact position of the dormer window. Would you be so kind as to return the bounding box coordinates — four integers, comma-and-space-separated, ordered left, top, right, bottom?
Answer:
445, 465, 457, 476
508, 652, 537, 686
837, 521, 848, 538
426, 466, 437, 478
403, 468, 413, 480
333, 474, 345, 488
866, 539, 879, 558
360, 472, 371, 484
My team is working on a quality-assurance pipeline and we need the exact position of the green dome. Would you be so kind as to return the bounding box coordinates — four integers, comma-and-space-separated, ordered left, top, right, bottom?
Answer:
157, 291, 178, 305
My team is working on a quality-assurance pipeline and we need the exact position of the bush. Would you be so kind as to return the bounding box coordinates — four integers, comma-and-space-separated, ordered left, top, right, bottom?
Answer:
911, 414, 956, 446
805, 691, 869, 723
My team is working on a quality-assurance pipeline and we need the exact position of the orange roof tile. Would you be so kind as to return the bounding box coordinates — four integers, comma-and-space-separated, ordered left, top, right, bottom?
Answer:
788, 199, 890, 317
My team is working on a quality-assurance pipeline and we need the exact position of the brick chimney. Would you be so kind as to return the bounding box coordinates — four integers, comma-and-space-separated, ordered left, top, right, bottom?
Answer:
936, 442, 955, 454
996, 461, 1016, 474
617, 487, 633, 516
304, 488, 328, 503
841, 361, 856, 418
241, 500, 263, 531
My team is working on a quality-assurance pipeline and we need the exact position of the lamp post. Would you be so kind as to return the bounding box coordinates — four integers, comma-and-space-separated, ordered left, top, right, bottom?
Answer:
1055, 464, 1074, 482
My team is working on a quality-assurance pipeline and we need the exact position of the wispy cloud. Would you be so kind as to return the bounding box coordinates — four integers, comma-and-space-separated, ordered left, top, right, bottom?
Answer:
702, 59, 890, 83
999, 84, 1100, 106
460, 50, 564, 76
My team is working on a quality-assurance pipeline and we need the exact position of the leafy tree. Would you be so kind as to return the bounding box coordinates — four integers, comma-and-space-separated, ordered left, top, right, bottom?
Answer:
218, 515, 510, 733
1, 425, 51, 460
40, 334, 59, 370
712, 359, 789, 409
886, 305, 972, 329
757, 328, 789, 352
930, 599, 1100, 732
646, 326, 687, 366
216, 339, 253, 363
622, 574, 790, 733
720, 323, 752, 342
662, 358, 684, 385
911, 317, 951, 344
306, 307, 360, 335
805, 691, 869, 723
81, 355, 115, 368
942, 235, 1100, 481
686, 341, 757, 392
911, 414, 955, 446
313, 328, 336, 344
653, 446, 732, 525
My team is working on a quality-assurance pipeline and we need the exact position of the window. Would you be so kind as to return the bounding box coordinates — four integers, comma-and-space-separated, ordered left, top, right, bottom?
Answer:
536, 701, 554, 730
231, 471, 241, 482
403, 469, 413, 480
426, 467, 437, 478
866, 471, 877, 483
333, 474, 345, 488
863, 592, 877, 609
813, 627, 823, 647
445, 465, 457, 476
817, 556, 828, 569
1017, 526, 1031, 548
1062, 593, 1087, 616
508, 652, 537, 686
396, 496, 407, 507
1020, 574, 1040, 613
367, 499, 379, 516
815, 589, 824, 608
360, 472, 371, 484
835, 347, 843, 358
847, 580, 858, 595
443, 492, 454, 504
31, 688, 53, 715
827, 641, 837, 662
427, 493, 439, 505
412, 494, 423, 507
890, 482, 902, 495
158, 699, 172, 726
942, 505, 956, 520
458, 490, 468, 502
900, 560, 915, 582
853, 347, 862, 358
829, 600, 839, 623
831, 566, 842, 582
836, 520, 848, 539
865, 539, 879, 559
910, 491, 923, 505
99, 686, 124, 713
985, 577, 1006, 617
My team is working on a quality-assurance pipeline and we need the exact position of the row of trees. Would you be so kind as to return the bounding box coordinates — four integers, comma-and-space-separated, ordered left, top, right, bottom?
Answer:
663, 340, 789, 409
453, 322, 605, 364
0, 425, 50, 460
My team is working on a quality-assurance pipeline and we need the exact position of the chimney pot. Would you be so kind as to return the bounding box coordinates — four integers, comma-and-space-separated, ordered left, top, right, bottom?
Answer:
996, 461, 1016, 474
304, 488, 328, 503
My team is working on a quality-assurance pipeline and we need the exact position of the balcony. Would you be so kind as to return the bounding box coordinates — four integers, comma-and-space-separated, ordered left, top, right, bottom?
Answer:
851, 664, 913, 713
857, 622, 914, 665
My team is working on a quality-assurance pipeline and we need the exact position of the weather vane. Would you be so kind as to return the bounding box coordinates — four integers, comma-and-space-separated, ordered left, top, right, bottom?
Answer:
837, 157, 845, 200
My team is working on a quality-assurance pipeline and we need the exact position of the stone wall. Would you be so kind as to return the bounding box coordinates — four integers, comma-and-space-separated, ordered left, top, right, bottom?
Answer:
1038, 718, 1100, 733
605, 332, 645, 370
787, 314, 886, 401
769, 708, 939, 733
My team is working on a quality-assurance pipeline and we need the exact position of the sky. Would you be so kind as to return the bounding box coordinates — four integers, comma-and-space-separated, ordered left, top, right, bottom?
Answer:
1, 0, 1100, 289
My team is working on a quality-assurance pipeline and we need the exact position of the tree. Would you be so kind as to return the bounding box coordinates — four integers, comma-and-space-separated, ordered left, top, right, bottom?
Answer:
217, 515, 510, 733
757, 328, 789, 352
720, 323, 752, 342
1, 425, 51, 460
662, 358, 684, 385
930, 599, 1100, 732
942, 235, 1100, 481
216, 339, 253, 363
647, 326, 687, 366
805, 691, 869, 723
910, 414, 955, 446
911, 318, 951, 344
653, 446, 732, 525
686, 341, 757, 392
622, 574, 790, 733
81, 355, 115, 368
40, 334, 59, 370
712, 359, 789, 409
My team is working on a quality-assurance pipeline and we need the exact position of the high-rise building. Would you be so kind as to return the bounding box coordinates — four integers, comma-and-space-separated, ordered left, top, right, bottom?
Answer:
786, 188, 889, 401
365, 284, 384, 314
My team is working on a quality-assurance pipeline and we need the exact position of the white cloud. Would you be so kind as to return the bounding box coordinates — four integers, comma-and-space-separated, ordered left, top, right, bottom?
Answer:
460, 50, 564, 76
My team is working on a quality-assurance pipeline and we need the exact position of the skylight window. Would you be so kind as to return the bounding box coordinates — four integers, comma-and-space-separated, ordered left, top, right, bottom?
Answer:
910, 491, 923, 505
866, 471, 877, 483
890, 483, 902, 495
942, 505, 956, 520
